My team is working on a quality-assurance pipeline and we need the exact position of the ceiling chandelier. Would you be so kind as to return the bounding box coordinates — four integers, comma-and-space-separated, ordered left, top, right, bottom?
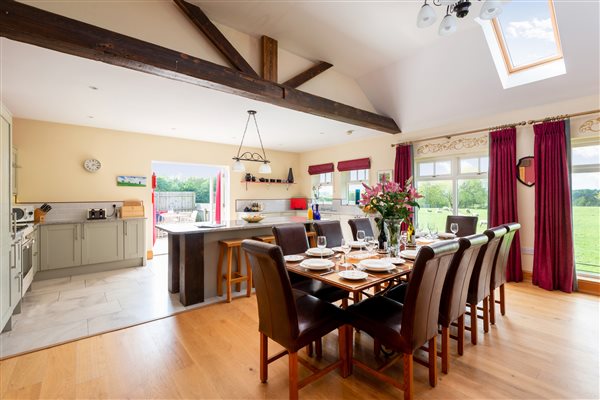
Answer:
417, 0, 503, 36
232, 110, 271, 174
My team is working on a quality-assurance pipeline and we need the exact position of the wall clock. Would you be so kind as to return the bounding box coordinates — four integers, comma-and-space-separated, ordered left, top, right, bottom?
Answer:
83, 158, 102, 172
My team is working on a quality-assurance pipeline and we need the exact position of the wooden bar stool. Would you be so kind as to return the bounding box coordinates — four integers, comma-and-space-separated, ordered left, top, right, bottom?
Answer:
217, 239, 252, 303
252, 235, 275, 243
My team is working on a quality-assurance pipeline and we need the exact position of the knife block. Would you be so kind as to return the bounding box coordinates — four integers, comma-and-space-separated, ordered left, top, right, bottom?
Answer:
34, 208, 46, 223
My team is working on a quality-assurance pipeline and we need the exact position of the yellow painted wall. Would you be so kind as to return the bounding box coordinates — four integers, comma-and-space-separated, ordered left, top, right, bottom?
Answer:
12, 118, 302, 247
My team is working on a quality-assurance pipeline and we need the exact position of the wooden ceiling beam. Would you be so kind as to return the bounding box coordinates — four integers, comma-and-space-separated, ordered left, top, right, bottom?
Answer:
261, 35, 278, 82
283, 61, 333, 88
0, 0, 400, 134
173, 0, 258, 77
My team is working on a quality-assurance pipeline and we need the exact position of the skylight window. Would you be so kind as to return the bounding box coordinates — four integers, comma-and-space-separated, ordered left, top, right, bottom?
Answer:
492, 0, 563, 73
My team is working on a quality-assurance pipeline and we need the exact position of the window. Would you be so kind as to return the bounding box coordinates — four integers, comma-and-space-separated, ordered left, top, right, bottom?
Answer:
312, 172, 333, 203
492, 0, 563, 74
571, 142, 600, 277
416, 155, 488, 234
346, 169, 369, 205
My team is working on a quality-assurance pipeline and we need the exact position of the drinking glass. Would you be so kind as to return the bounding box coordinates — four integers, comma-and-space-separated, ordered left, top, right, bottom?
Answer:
427, 223, 434, 238
450, 223, 459, 236
431, 224, 439, 239
365, 236, 375, 255
340, 238, 352, 267
317, 236, 327, 259
356, 230, 366, 251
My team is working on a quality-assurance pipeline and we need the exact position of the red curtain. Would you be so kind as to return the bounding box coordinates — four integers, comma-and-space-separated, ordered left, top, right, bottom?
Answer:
308, 163, 334, 175
489, 127, 522, 282
532, 120, 575, 292
394, 144, 412, 185
337, 157, 371, 172
215, 171, 222, 224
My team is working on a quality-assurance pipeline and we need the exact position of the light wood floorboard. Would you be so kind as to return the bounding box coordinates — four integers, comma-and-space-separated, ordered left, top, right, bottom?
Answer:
0, 283, 598, 399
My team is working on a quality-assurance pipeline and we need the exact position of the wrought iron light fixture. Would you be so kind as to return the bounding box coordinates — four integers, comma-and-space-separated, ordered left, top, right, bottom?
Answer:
232, 110, 271, 174
417, 0, 502, 36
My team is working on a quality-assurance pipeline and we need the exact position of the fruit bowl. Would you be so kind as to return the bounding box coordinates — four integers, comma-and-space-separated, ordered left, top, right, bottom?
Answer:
242, 214, 264, 223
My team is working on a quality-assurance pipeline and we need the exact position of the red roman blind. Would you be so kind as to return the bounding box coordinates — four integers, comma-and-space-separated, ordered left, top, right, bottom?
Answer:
308, 163, 335, 175
337, 157, 371, 172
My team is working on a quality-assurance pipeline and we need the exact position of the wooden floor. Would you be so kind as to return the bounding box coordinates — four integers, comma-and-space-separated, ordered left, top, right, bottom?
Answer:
0, 283, 598, 399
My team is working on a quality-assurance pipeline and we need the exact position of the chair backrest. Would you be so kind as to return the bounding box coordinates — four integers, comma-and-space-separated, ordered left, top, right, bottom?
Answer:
242, 240, 300, 346
467, 226, 506, 305
400, 240, 458, 351
439, 234, 488, 327
491, 223, 521, 289
348, 218, 374, 241
446, 215, 478, 237
272, 224, 309, 256
313, 220, 344, 248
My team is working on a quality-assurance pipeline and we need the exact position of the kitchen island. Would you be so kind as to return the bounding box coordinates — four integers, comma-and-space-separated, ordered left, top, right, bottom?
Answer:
156, 216, 316, 306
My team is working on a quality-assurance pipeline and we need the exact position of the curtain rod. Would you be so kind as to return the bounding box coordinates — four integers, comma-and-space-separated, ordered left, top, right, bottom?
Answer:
391, 108, 600, 148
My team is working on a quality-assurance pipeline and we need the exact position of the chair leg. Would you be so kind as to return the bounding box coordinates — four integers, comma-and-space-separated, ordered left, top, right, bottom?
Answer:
338, 325, 349, 378
235, 247, 242, 293
457, 315, 465, 356
341, 298, 348, 309
244, 251, 252, 297
403, 353, 414, 400
315, 338, 323, 359
500, 284, 506, 315
441, 326, 449, 374
260, 333, 268, 383
483, 297, 489, 333
226, 248, 233, 303
428, 336, 437, 387
470, 303, 478, 345
489, 288, 496, 325
289, 351, 299, 400
306, 343, 313, 357
216, 245, 224, 297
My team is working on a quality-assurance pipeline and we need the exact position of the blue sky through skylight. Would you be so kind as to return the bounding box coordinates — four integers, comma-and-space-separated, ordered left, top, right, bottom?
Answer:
496, 0, 561, 68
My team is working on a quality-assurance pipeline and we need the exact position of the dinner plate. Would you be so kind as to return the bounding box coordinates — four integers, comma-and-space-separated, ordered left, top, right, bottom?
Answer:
306, 248, 334, 257
358, 259, 395, 271
284, 255, 304, 262
300, 259, 335, 271
437, 232, 457, 239
350, 241, 365, 249
399, 249, 418, 260
338, 270, 368, 280
332, 246, 345, 253
347, 251, 372, 260
381, 257, 406, 265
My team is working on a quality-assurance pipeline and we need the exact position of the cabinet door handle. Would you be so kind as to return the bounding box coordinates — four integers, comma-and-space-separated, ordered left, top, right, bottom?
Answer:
82, 225, 85, 240
10, 245, 16, 269
124, 222, 127, 235
74, 225, 78, 240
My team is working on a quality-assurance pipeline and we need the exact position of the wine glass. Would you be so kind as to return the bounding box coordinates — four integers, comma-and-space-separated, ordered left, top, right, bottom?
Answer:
356, 230, 366, 251
365, 236, 375, 255
450, 223, 459, 236
317, 236, 327, 259
431, 224, 439, 239
427, 223, 435, 238
340, 238, 352, 267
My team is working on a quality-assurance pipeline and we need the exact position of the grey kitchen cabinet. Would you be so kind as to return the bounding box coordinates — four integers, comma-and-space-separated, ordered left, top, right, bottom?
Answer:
123, 219, 145, 260
82, 221, 123, 265
9, 242, 22, 308
11, 147, 17, 196
1, 104, 14, 331
40, 223, 82, 270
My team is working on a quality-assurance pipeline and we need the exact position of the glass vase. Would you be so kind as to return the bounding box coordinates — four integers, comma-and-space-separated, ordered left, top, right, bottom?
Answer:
384, 218, 403, 257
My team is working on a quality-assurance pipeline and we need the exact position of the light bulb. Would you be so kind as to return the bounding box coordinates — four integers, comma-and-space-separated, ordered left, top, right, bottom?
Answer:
258, 162, 272, 174
417, 3, 437, 28
480, 0, 502, 20
232, 160, 245, 172
439, 14, 457, 36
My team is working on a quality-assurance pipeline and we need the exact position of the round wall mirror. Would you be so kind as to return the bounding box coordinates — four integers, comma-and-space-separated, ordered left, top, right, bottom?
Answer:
517, 156, 535, 187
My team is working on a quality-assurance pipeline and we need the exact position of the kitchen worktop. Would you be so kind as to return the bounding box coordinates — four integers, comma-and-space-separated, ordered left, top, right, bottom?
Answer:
38, 217, 147, 225
156, 216, 319, 234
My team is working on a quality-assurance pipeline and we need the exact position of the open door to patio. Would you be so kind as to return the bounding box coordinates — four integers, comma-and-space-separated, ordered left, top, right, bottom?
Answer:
151, 161, 228, 255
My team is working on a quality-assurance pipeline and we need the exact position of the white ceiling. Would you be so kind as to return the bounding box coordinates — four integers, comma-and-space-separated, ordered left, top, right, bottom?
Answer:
0, 39, 384, 153
196, 0, 484, 79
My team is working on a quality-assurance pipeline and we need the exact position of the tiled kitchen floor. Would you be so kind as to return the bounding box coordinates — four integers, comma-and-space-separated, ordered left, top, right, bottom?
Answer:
0, 255, 227, 358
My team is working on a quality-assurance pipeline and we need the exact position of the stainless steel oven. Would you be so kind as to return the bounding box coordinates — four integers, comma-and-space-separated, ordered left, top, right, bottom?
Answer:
21, 227, 35, 293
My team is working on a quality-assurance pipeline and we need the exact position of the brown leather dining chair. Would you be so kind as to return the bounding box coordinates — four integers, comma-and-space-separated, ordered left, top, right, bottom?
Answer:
489, 222, 521, 324
346, 241, 459, 399
438, 234, 488, 373
241, 240, 348, 400
445, 215, 478, 237
348, 217, 374, 240
313, 220, 344, 248
466, 226, 506, 345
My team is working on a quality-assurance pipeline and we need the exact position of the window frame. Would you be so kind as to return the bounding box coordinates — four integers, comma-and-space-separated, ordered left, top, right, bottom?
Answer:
415, 154, 489, 227
312, 172, 333, 204
345, 168, 369, 205
491, 0, 563, 75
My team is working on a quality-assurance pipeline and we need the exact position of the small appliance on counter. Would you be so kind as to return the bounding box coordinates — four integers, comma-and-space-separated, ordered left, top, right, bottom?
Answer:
87, 208, 107, 220
12, 205, 35, 223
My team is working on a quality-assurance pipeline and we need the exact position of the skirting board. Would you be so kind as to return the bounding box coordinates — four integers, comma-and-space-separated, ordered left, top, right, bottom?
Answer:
35, 258, 144, 281
522, 271, 599, 296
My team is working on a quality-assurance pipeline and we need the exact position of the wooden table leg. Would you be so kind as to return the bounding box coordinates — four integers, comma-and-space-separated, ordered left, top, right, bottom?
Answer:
168, 233, 180, 293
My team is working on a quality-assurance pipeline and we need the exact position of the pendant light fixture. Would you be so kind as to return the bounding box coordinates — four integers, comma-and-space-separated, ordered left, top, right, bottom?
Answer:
416, 0, 503, 36
232, 110, 271, 174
